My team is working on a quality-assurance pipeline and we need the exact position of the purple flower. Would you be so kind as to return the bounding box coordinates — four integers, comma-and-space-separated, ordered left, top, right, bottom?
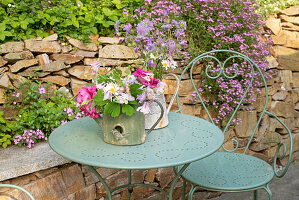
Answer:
179, 40, 187, 46
137, 92, 146, 103
123, 23, 132, 34
137, 22, 148, 37
161, 23, 171, 29
148, 59, 155, 67
179, 20, 186, 30
114, 20, 120, 36
167, 40, 176, 53
137, 102, 151, 114
91, 61, 101, 74
175, 29, 183, 38
172, 19, 179, 28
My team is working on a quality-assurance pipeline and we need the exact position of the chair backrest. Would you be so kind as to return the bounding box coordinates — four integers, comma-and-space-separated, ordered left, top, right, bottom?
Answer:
176, 50, 268, 154
176, 49, 293, 177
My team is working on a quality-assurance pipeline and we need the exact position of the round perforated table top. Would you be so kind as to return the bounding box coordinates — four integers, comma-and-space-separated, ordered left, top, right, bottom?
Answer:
49, 112, 224, 169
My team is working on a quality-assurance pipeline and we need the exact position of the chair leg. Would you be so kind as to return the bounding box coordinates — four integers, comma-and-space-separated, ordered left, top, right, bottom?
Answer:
254, 190, 258, 200
188, 184, 199, 200
263, 184, 272, 200
182, 180, 186, 200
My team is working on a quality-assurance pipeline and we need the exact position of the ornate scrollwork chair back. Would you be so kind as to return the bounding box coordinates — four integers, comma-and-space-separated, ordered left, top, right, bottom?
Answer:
175, 50, 293, 200
0, 184, 35, 199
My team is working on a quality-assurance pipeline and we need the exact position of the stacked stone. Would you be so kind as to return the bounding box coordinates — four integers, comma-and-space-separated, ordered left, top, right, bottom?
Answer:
0, 34, 139, 105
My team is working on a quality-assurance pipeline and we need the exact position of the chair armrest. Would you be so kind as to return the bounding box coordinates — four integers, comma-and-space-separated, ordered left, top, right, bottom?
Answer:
264, 111, 293, 178
0, 184, 35, 199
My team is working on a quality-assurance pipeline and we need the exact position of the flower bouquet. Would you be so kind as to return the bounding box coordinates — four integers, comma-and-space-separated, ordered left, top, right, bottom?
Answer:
76, 67, 165, 145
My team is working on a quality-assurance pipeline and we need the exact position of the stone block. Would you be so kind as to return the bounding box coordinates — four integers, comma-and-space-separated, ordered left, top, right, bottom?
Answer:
19, 67, 51, 78
272, 90, 288, 101
265, 137, 292, 159
0, 73, 12, 88
250, 131, 281, 151
38, 60, 68, 72
98, 45, 138, 59
36, 54, 50, 65
98, 37, 122, 44
10, 59, 38, 73
68, 65, 111, 80
274, 46, 299, 71
0, 88, 5, 104
278, 70, 292, 90
0, 56, 7, 67
61, 164, 85, 195
25, 39, 61, 53
280, 15, 299, 25
66, 36, 97, 52
281, 22, 299, 31
50, 54, 83, 64
266, 17, 281, 35
0, 66, 8, 75
156, 167, 175, 189
62, 45, 73, 53
235, 111, 258, 137
145, 169, 157, 183
266, 56, 279, 69
279, 5, 299, 16
39, 75, 70, 86
68, 184, 96, 200
0, 41, 24, 54
71, 49, 97, 57
84, 58, 141, 66
293, 72, 299, 88
53, 70, 70, 77
70, 78, 88, 96
3, 51, 34, 63
269, 101, 294, 118
6, 72, 27, 88
43, 33, 58, 41
83, 167, 119, 186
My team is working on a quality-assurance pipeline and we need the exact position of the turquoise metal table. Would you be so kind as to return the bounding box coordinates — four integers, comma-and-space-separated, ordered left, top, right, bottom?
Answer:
49, 112, 224, 200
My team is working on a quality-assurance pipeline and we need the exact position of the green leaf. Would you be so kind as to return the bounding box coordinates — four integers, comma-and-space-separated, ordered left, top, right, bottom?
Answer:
104, 102, 120, 117
122, 104, 135, 116
112, 0, 123, 9
73, 20, 80, 28
129, 83, 143, 97
93, 91, 109, 106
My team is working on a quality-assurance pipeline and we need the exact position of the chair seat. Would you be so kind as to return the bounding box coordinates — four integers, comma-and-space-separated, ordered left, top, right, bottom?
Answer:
181, 152, 274, 191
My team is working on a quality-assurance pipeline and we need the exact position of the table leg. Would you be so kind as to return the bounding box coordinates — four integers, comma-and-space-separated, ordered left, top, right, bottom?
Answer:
88, 166, 112, 200
169, 163, 190, 200
127, 169, 132, 200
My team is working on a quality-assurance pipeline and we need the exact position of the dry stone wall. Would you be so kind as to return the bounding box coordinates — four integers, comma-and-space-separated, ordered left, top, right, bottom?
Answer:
0, 5, 299, 200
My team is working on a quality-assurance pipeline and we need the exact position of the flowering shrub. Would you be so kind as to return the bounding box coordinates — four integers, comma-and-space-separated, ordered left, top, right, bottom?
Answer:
77, 66, 166, 118
0, 111, 13, 148
171, 0, 273, 127
13, 129, 47, 148
5, 79, 82, 144
116, 0, 189, 79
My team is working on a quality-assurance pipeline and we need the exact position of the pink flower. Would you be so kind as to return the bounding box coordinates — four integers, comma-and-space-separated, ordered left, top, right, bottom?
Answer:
38, 87, 46, 94
133, 68, 159, 88
137, 102, 151, 114
77, 86, 100, 118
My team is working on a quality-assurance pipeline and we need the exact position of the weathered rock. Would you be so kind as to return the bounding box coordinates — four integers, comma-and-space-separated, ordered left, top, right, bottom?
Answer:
145, 169, 157, 183
89, 34, 99, 43
61, 164, 85, 195
254, 95, 271, 112
279, 5, 299, 16
68, 65, 111, 80
10, 59, 38, 73
84, 58, 141, 66
0, 41, 24, 54
274, 46, 299, 71
65, 36, 97, 52
18, 67, 50, 77
43, 33, 58, 41
278, 70, 292, 90
0, 73, 12, 88
98, 45, 138, 59
250, 131, 281, 151
98, 37, 122, 44
53, 70, 70, 77
156, 167, 175, 189
70, 78, 88, 96
280, 15, 299, 25
62, 45, 73, 53
58, 87, 72, 98
269, 101, 294, 118
0, 67, 8, 75
39, 75, 70, 86
50, 54, 83, 64
292, 73, 299, 88
0, 56, 8, 67
25, 39, 61, 53
266, 56, 278, 69
36, 54, 50, 65
281, 22, 299, 31
276, 30, 299, 49
38, 60, 68, 72
70, 49, 97, 57
235, 111, 258, 137
0, 88, 5, 104
3, 51, 34, 63
265, 137, 292, 159
68, 184, 96, 200
6, 72, 27, 88
266, 17, 281, 35
272, 91, 288, 101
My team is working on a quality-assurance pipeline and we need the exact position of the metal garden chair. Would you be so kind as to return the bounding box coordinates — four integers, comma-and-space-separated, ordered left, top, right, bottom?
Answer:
0, 184, 35, 199
175, 50, 293, 200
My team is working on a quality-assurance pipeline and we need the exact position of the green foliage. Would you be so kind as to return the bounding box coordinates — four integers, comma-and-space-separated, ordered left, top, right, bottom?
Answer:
0, 0, 142, 43
257, 0, 296, 17
0, 111, 13, 148
4, 79, 81, 138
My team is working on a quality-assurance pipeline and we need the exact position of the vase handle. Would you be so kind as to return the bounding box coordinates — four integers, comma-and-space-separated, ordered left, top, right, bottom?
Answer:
162, 73, 180, 114
146, 99, 164, 136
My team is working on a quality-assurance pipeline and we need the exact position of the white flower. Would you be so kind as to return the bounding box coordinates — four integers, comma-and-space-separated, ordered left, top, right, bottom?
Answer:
161, 60, 170, 70
168, 58, 178, 69
154, 81, 167, 94
123, 75, 136, 85
8, 3, 12, 7
103, 83, 119, 101
116, 93, 135, 104
150, 53, 158, 60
